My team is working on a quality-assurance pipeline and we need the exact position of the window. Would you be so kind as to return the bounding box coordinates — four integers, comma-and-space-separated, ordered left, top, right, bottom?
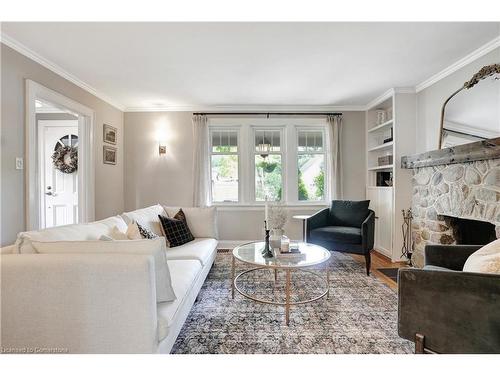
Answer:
297, 130, 325, 201
208, 119, 328, 205
210, 130, 239, 203
254, 129, 283, 201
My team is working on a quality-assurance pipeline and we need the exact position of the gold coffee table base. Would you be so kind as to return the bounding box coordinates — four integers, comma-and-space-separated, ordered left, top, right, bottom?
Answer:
231, 265, 330, 326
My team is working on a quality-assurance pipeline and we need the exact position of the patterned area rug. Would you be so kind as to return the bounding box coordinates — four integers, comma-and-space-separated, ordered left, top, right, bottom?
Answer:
171, 251, 414, 354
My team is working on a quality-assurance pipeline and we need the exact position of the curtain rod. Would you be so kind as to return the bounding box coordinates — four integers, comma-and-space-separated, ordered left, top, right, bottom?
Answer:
192, 112, 342, 117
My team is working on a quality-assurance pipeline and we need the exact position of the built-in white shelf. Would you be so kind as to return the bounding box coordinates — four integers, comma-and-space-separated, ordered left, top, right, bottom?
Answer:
367, 119, 393, 133
365, 90, 417, 263
367, 164, 394, 171
368, 141, 394, 152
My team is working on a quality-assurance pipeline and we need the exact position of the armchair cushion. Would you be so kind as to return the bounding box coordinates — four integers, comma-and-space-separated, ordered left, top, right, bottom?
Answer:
310, 226, 361, 244
423, 265, 456, 272
329, 200, 370, 227
425, 244, 482, 271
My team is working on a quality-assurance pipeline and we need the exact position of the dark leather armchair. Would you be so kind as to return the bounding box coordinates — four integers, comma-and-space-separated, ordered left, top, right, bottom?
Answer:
306, 200, 375, 275
398, 244, 500, 353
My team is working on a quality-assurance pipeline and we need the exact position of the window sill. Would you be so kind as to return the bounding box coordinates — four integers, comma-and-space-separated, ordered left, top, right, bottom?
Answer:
212, 203, 328, 211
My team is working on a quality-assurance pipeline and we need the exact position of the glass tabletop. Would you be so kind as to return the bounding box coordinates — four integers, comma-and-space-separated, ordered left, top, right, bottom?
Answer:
232, 241, 330, 268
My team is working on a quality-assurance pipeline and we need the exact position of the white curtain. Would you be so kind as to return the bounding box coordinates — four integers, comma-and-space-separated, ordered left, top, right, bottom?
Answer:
192, 114, 210, 207
327, 114, 343, 200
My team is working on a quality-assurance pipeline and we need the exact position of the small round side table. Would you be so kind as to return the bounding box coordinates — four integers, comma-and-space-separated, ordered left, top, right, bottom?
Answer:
292, 214, 312, 242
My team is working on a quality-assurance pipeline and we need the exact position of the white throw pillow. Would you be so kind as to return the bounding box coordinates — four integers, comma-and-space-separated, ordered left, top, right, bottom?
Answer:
163, 206, 218, 239
109, 223, 143, 240
15, 215, 128, 254
121, 205, 166, 237
31, 238, 176, 302
110, 226, 129, 240
463, 239, 500, 274
126, 222, 142, 240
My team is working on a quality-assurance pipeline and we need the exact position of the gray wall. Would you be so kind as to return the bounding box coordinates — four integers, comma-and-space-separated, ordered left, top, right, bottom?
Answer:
416, 47, 500, 153
124, 111, 366, 242
1, 44, 125, 246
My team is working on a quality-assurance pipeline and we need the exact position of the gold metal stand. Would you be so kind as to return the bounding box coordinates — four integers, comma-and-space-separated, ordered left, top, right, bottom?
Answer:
230, 260, 330, 326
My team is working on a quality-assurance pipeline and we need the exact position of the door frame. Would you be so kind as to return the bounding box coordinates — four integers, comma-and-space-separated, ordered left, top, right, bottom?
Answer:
26, 79, 95, 230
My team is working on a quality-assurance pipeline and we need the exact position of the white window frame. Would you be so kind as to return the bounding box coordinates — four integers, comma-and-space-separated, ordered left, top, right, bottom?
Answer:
207, 117, 329, 207
251, 126, 286, 203
209, 126, 241, 205
295, 127, 328, 203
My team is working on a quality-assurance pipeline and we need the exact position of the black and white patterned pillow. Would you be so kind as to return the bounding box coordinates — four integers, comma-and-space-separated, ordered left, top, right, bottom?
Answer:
136, 222, 159, 239
158, 215, 194, 247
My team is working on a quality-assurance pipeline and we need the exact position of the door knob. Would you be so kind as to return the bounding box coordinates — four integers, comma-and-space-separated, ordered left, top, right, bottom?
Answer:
45, 191, 57, 196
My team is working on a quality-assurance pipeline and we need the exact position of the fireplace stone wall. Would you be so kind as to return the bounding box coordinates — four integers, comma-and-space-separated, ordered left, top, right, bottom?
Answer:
411, 158, 500, 267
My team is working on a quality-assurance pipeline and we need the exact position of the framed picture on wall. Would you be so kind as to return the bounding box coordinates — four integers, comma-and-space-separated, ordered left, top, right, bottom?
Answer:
103, 124, 117, 145
103, 146, 117, 165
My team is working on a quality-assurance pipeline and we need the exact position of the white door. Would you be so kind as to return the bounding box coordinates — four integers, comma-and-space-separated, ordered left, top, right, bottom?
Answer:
40, 120, 79, 228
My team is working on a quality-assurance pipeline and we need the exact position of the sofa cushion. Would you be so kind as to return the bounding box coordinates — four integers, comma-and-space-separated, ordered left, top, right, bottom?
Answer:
163, 206, 218, 239
15, 215, 128, 254
31, 237, 176, 303
121, 204, 166, 237
329, 200, 370, 227
310, 226, 362, 244
157, 259, 202, 341
463, 239, 500, 274
165, 238, 218, 266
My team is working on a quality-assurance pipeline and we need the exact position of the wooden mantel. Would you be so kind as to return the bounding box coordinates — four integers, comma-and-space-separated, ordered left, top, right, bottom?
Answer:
401, 137, 500, 169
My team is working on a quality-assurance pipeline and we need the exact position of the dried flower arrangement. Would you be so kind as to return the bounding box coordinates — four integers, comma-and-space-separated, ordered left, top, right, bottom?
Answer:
268, 203, 288, 230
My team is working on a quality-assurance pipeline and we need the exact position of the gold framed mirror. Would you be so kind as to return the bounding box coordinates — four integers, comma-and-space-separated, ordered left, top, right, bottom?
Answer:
439, 63, 500, 149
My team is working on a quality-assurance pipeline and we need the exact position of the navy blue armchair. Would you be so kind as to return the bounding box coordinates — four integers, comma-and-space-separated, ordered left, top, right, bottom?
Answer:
306, 200, 375, 275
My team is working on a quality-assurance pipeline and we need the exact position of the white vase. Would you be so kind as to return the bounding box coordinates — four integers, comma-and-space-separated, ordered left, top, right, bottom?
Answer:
270, 229, 284, 249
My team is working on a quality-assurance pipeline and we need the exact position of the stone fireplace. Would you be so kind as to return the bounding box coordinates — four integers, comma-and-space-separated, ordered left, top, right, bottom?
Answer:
409, 158, 500, 267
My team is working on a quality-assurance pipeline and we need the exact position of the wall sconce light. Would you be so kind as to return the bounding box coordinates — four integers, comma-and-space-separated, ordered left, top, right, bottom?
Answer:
159, 141, 167, 155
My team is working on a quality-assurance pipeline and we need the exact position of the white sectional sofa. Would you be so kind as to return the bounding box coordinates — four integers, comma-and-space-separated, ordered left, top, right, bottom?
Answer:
0, 204, 218, 354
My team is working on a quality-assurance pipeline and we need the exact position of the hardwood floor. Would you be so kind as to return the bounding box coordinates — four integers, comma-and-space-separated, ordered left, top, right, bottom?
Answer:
350, 251, 407, 290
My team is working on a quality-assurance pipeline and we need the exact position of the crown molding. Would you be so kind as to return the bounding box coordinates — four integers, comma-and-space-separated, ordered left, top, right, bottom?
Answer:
415, 35, 500, 93
1, 32, 126, 111
124, 104, 366, 113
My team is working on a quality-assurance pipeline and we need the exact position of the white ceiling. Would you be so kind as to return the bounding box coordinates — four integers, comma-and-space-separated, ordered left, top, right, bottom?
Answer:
2, 22, 500, 111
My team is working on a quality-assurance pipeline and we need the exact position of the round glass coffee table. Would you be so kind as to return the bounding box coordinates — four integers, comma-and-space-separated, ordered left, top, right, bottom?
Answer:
231, 241, 331, 325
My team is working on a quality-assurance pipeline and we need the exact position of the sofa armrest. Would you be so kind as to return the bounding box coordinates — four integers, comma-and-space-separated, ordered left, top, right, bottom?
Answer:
1, 253, 158, 353
0, 245, 17, 254
306, 208, 330, 240
361, 210, 375, 251
424, 244, 482, 270
398, 268, 500, 353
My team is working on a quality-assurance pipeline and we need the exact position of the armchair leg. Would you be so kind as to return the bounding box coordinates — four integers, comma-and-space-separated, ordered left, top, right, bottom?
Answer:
415, 333, 425, 354
364, 252, 371, 276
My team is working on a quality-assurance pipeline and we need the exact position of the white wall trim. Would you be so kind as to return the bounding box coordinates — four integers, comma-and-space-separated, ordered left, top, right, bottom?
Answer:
26, 80, 95, 230
124, 104, 366, 113
1, 33, 125, 111
415, 35, 500, 93
365, 87, 416, 110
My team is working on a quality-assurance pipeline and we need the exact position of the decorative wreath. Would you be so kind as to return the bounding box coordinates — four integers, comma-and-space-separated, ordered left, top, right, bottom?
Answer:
52, 145, 78, 174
